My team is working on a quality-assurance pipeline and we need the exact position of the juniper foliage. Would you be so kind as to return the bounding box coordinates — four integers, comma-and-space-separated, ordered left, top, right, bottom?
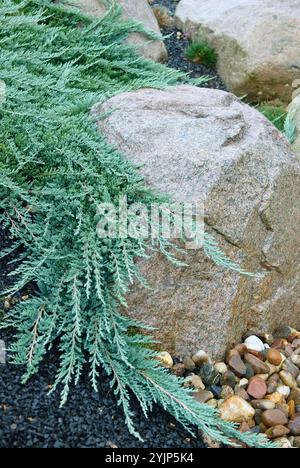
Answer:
0, 0, 271, 447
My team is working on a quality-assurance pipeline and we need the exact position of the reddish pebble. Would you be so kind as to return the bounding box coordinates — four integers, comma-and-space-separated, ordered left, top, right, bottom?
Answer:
247, 377, 267, 399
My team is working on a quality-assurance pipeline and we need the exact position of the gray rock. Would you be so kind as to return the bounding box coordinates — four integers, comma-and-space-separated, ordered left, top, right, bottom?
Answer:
62, 0, 167, 62
92, 85, 300, 359
175, 0, 300, 103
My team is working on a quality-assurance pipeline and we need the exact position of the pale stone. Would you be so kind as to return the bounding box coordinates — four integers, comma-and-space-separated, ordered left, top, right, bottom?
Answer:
219, 396, 255, 423
0, 340, 5, 365
93, 85, 300, 359
175, 0, 300, 103
244, 336, 265, 353
214, 362, 228, 374
62, 0, 167, 62
156, 351, 173, 368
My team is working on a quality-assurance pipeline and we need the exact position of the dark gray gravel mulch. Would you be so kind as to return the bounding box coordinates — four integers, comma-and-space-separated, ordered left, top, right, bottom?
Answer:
0, 331, 205, 449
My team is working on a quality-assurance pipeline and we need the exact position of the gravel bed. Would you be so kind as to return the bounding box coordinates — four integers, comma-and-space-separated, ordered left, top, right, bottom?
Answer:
0, 331, 205, 448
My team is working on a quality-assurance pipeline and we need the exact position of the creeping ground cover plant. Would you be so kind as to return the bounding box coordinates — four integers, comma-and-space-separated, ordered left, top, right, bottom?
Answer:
0, 0, 272, 447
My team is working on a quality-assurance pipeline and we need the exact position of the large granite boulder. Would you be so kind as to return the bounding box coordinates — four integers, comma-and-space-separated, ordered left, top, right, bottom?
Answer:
175, 0, 300, 104
92, 85, 300, 359
62, 0, 167, 62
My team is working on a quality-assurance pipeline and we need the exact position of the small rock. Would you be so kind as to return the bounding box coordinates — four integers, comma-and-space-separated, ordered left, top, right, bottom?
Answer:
251, 426, 261, 435
256, 373, 269, 381
279, 371, 298, 389
192, 350, 209, 366
271, 338, 287, 350
235, 344, 247, 356
255, 409, 263, 425
228, 354, 247, 378
288, 417, 300, 436
0, 340, 6, 365
245, 363, 255, 379
235, 388, 250, 401
193, 390, 214, 404
239, 422, 251, 433
291, 355, 300, 368
283, 359, 300, 379
284, 345, 294, 358
276, 403, 289, 418
266, 363, 278, 376
252, 400, 276, 411
214, 362, 228, 374
288, 400, 296, 418
220, 385, 234, 400
221, 370, 236, 389
288, 388, 300, 404
292, 339, 300, 349
265, 425, 290, 440
172, 363, 185, 376
157, 352, 173, 368
209, 385, 222, 399
261, 409, 288, 428
219, 396, 255, 423
244, 335, 265, 352
265, 393, 287, 405
267, 349, 283, 366
274, 437, 292, 448
189, 374, 205, 390
183, 356, 195, 371
247, 377, 267, 399
277, 386, 291, 399
199, 363, 220, 386
237, 378, 249, 388
206, 399, 218, 408
293, 436, 300, 448
244, 353, 270, 374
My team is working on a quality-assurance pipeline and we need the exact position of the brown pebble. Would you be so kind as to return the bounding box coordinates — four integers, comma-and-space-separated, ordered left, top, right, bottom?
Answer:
235, 344, 247, 356
228, 354, 247, 378
288, 400, 296, 418
267, 349, 282, 366
261, 409, 288, 428
265, 425, 290, 439
244, 353, 269, 374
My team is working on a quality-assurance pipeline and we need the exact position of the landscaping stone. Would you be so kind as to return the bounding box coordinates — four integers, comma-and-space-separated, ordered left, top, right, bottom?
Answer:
251, 400, 275, 411
64, 0, 167, 62
288, 417, 300, 436
193, 390, 214, 404
191, 350, 209, 366
267, 349, 282, 367
279, 371, 298, 389
244, 336, 265, 353
183, 356, 196, 371
93, 85, 300, 359
244, 354, 269, 375
247, 377, 267, 400
261, 409, 288, 428
157, 351, 173, 368
265, 425, 290, 440
228, 354, 246, 378
175, 0, 300, 103
221, 371, 236, 389
199, 363, 220, 386
219, 396, 255, 423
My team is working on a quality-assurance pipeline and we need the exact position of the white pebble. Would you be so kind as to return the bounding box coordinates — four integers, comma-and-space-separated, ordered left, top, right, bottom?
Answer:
244, 335, 265, 352
214, 362, 228, 374
277, 385, 291, 398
